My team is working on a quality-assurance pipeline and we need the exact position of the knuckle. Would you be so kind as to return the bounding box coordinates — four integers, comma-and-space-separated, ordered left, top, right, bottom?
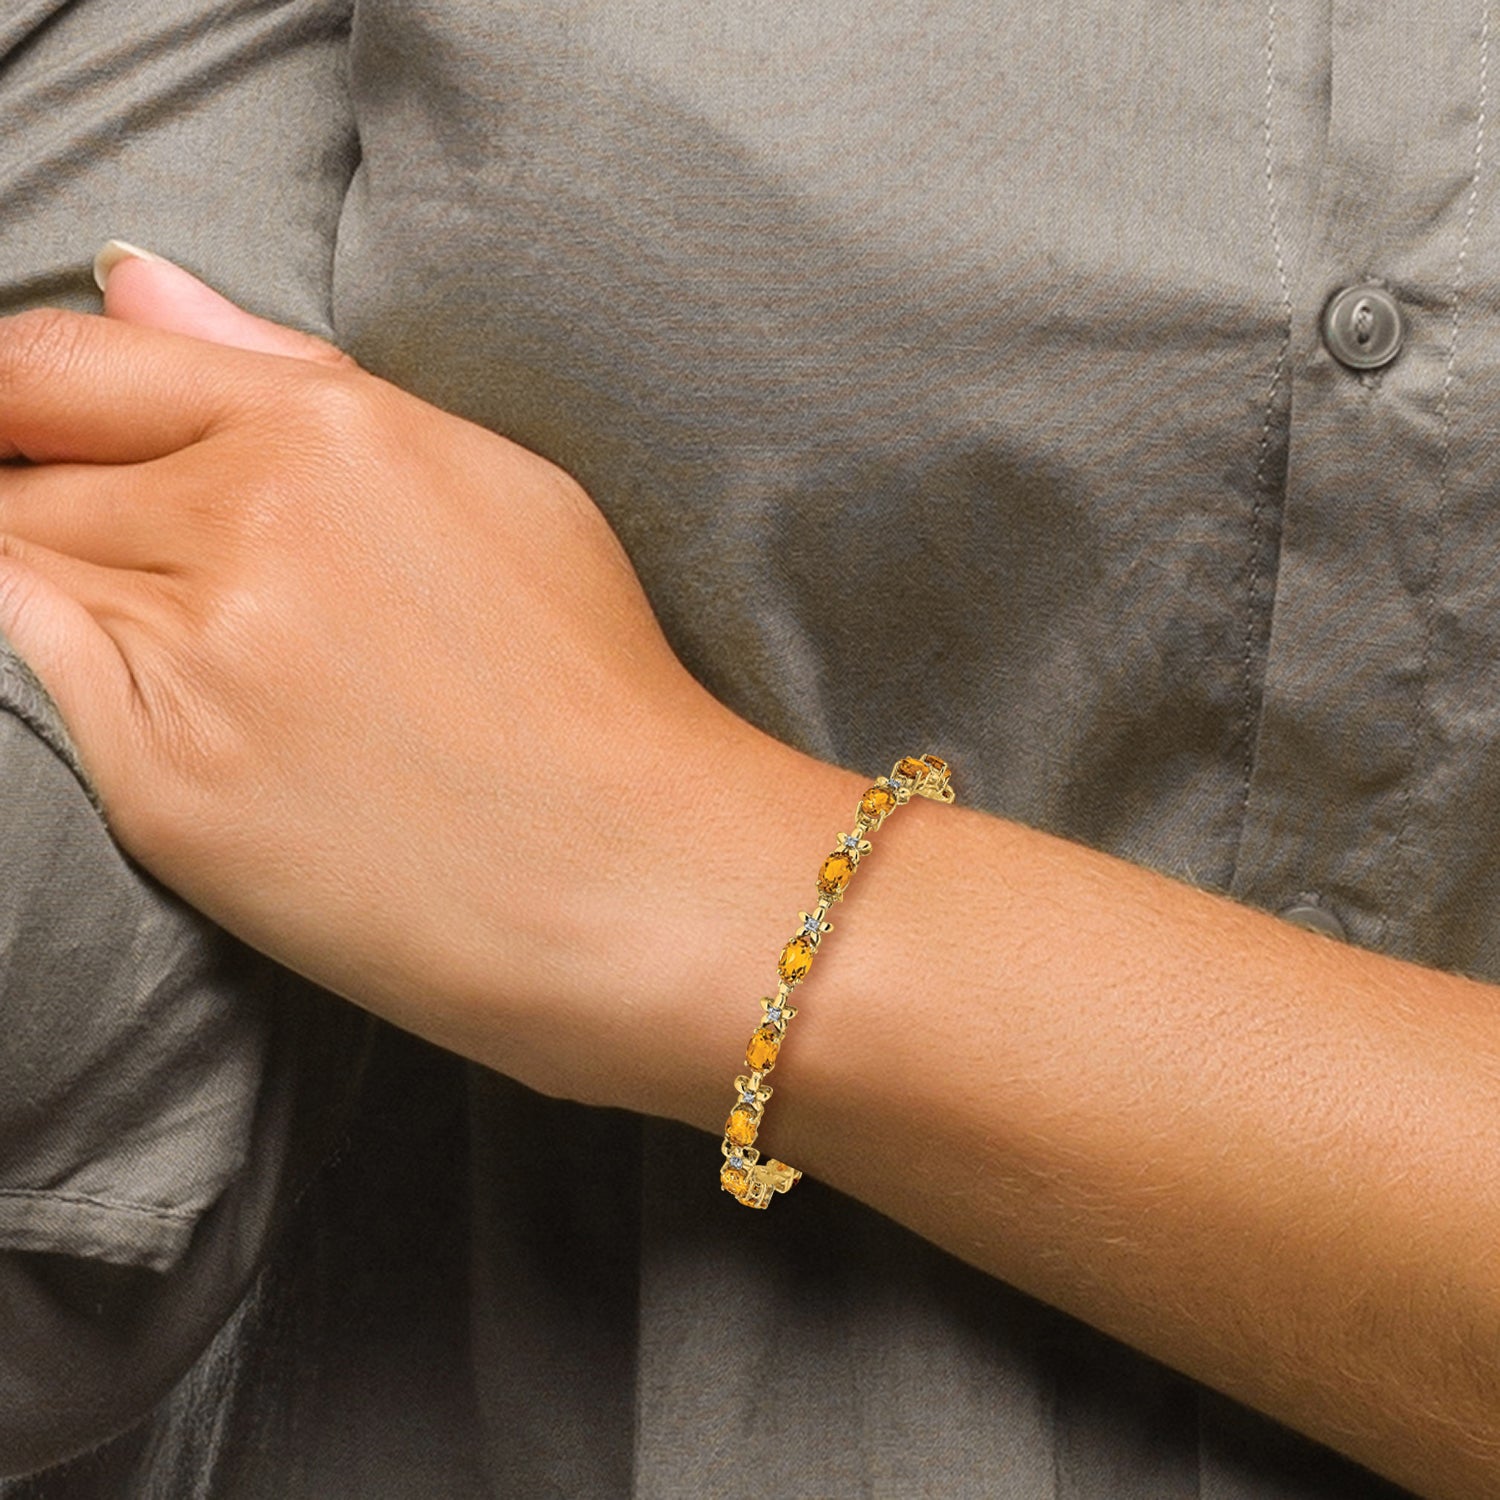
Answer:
250, 369, 381, 490
299, 368, 379, 435
0, 531, 37, 572
0, 307, 91, 394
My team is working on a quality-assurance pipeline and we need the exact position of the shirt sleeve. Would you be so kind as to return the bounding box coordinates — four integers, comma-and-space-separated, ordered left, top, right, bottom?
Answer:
0, 651, 269, 1274
0, 647, 369, 1477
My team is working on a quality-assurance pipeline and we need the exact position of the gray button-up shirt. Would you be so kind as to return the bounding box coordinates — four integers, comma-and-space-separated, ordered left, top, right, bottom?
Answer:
1, 0, 1481, 1494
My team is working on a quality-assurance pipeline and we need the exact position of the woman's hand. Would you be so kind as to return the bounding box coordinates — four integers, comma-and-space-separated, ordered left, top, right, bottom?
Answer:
0, 252, 850, 1106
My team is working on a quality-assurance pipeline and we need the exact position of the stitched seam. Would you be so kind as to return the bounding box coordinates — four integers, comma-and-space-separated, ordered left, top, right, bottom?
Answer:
0, 1186, 197, 1224
1385, 3, 1489, 949
1240, 0, 1295, 835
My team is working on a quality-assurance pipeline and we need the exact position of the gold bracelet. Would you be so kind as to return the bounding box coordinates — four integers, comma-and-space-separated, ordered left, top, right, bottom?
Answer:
718, 753, 956, 1208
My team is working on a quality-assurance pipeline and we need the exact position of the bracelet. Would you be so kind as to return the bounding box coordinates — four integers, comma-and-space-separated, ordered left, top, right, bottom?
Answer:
718, 753, 956, 1209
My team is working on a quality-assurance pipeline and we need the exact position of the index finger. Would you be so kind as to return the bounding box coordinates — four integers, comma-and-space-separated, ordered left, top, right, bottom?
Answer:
0, 307, 283, 464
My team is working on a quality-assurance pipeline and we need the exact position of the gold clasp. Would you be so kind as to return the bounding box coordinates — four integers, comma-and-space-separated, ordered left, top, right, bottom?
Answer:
736, 1159, 802, 1209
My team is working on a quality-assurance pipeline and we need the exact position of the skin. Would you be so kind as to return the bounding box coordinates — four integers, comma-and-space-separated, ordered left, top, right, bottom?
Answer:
1, 255, 1497, 1497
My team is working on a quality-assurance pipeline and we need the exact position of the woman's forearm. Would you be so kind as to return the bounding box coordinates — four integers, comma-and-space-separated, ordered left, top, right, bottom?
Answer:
632, 737, 1500, 1500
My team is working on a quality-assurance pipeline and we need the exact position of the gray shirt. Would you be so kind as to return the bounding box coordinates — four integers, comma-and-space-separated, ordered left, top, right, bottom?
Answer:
0, 0, 1474, 1493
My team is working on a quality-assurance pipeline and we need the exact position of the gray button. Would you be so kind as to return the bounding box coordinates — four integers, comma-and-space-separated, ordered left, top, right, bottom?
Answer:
1322, 285, 1405, 371
1280, 902, 1346, 941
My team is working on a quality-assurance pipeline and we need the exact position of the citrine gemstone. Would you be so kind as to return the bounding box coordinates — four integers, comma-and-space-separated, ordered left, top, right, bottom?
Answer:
746, 1024, 781, 1072
726, 1104, 759, 1146
921, 754, 949, 776
778, 937, 814, 982
817, 851, 854, 895
721, 1163, 750, 1196
895, 755, 927, 780
860, 785, 896, 818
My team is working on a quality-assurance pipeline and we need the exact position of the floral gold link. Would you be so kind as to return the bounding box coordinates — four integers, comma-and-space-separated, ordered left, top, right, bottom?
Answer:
718, 753, 955, 1208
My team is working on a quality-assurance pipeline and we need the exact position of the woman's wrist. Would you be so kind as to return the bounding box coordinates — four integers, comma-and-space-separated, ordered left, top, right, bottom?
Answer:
611, 719, 871, 1124
394, 695, 865, 1117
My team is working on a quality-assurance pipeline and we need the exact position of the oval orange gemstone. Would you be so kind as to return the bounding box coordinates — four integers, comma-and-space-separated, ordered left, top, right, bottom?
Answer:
895, 756, 927, 780
921, 754, 949, 776
860, 785, 896, 818
778, 937, 814, 982
721, 1163, 750, 1196
746, 1024, 781, 1072
726, 1104, 759, 1146
816, 852, 854, 895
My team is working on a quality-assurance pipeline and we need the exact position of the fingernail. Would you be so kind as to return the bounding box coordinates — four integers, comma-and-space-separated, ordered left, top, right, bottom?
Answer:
92, 239, 170, 293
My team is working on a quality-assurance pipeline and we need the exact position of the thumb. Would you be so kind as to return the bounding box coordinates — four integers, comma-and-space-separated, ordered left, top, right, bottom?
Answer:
94, 240, 348, 366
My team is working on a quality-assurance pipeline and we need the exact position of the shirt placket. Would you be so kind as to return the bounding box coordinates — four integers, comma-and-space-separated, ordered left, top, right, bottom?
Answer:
1231, 0, 1497, 967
